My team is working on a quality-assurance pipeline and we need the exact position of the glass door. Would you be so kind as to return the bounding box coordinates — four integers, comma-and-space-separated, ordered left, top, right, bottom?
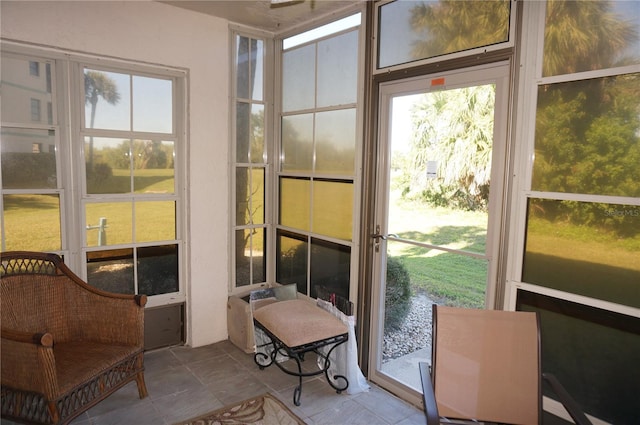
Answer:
369, 62, 511, 403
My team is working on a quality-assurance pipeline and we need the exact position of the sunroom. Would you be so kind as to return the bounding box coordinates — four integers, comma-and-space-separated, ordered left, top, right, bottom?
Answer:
1, 1, 638, 424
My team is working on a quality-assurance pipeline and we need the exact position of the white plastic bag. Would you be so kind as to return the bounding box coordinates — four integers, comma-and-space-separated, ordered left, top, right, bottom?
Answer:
316, 299, 370, 394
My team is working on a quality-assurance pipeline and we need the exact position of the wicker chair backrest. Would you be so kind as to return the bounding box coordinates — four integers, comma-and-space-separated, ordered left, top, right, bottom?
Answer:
1, 274, 75, 343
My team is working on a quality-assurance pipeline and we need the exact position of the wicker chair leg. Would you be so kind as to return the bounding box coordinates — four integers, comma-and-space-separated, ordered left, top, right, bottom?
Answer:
47, 401, 60, 425
136, 372, 148, 399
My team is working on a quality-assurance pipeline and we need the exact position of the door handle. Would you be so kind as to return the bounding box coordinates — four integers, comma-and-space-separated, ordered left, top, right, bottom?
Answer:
372, 225, 398, 252
371, 233, 399, 240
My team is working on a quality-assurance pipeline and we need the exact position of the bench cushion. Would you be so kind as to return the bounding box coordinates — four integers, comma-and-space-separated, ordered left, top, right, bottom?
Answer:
253, 299, 348, 348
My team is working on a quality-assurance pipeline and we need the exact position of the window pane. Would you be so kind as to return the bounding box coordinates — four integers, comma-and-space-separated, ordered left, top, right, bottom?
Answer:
29, 61, 39, 76
135, 201, 176, 243
317, 30, 358, 107
236, 228, 267, 287
30, 98, 41, 122
236, 35, 251, 100
236, 37, 264, 101
86, 248, 134, 294
251, 168, 265, 225
1, 128, 56, 189
282, 44, 315, 112
517, 290, 640, 425
312, 179, 353, 240
315, 109, 356, 174
284, 13, 361, 50
84, 69, 130, 131
133, 140, 175, 194
236, 167, 250, 226
252, 227, 266, 284
543, 1, 640, 77
2, 194, 60, 251
281, 114, 313, 172
277, 230, 308, 295
1, 56, 52, 124
310, 237, 350, 300
533, 74, 640, 197
236, 167, 264, 226
523, 199, 640, 308
236, 103, 265, 163
377, 0, 511, 69
236, 229, 250, 286
85, 137, 132, 194
132, 76, 172, 133
138, 245, 178, 295
250, 104, 265, 164
85, 202, 132, 247
279, 177, 310, 231
236, 102, 251, 163
252, 40, 264, 102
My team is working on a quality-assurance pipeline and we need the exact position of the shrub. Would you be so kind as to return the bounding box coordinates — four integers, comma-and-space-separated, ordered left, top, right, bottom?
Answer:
1, 153, 56, 188
385, 256, 412, 331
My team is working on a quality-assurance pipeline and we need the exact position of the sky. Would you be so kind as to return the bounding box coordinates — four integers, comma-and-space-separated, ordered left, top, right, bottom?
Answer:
85, 70, 173, 134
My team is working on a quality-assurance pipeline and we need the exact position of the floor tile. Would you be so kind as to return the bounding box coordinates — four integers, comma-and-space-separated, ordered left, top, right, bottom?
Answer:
353, 386, 420, 424
1, 341, 424, 425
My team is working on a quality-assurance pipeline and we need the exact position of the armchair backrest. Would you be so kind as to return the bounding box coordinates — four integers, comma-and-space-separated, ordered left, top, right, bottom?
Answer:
1, 266, 75, 343
1, 251, 146, 346
432, 306, 541, 424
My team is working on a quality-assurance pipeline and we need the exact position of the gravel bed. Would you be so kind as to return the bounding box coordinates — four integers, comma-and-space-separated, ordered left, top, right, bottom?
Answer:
382, 293, 434, 361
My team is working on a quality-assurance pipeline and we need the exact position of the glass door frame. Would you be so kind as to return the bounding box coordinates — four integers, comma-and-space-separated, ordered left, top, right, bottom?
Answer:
367, 61, 513, 405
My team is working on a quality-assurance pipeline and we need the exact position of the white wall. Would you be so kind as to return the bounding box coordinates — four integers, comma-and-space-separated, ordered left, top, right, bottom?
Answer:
1, 0, 231, 347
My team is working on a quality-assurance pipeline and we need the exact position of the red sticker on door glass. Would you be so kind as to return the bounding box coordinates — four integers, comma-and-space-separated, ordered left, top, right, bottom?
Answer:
431, 78, 445, 86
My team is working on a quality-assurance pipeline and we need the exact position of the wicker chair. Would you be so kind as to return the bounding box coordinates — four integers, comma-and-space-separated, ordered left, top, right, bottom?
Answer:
1, 251, 148, 425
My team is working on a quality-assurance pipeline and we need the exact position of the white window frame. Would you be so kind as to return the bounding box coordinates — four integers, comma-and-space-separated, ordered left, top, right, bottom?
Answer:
0, 41, 188, 309
229, 26, 275, 296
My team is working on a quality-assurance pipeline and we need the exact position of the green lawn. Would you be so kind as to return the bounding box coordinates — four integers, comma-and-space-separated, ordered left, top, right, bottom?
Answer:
88, 168, 175, 194
2, 194, 61, 251
385, 195, 640, 308
524, 215, 640, 308
3, 169, 176, 251
387, 196, 489, 308
5, 171, 637, 310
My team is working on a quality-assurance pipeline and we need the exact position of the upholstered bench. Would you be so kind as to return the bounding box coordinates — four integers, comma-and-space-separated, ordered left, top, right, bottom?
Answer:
253, 299, 349, 406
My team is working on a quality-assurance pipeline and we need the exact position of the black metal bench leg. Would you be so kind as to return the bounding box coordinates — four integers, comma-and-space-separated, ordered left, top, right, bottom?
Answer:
253, 319, 349, 405
290, 353, 304, 406
321, 340, 349, 394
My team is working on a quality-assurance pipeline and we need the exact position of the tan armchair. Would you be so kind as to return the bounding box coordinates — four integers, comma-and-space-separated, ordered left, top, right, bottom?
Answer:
1, 251, 148, 425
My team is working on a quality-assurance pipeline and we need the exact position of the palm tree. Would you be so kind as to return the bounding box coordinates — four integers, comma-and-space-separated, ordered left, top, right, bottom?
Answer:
543, 0, 637, 76
409, 0, 510, 60
406, 0, 637, 211
84, 71, 120, 171
409, 85, 495, 210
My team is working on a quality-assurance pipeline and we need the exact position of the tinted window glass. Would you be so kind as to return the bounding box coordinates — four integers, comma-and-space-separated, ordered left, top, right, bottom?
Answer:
533, 74, 640, 197
377, 0, 511, 69
523, 199, 639, 308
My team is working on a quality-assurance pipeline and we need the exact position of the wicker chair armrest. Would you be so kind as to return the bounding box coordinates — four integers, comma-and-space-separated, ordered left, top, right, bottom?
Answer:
1, 327, 53, 346
1, 328, 59, 400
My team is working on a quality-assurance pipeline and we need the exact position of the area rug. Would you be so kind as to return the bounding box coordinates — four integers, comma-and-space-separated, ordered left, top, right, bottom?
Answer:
174, 393, 306, 425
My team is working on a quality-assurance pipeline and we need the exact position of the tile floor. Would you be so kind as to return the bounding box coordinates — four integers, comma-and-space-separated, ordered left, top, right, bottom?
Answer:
1, 340, 427, 425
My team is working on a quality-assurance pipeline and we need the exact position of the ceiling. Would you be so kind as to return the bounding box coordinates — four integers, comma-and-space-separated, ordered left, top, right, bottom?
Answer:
160, 0, 363, 33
